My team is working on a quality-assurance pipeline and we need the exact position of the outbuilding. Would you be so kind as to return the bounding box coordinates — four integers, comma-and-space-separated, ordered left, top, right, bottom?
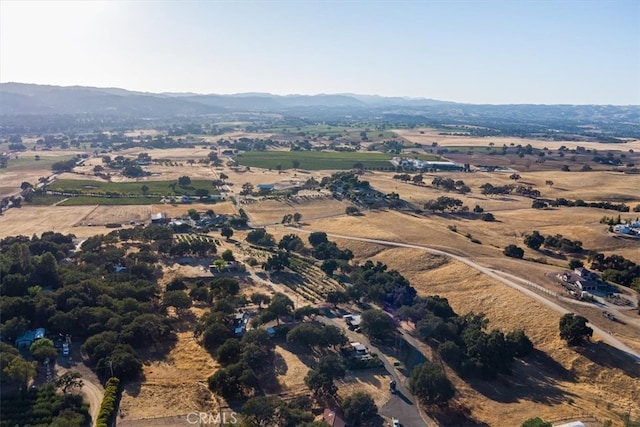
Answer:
15, 328, 46, 349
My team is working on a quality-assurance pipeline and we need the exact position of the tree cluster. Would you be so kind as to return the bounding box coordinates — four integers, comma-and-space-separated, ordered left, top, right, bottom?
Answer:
286, 322, 347, 349
588, 252, 640, 289
524, 231, 583, 253
0, 229, 179, 382
423, 196, 464, 213
431, 177, 471, 194
246, 229, 276, 247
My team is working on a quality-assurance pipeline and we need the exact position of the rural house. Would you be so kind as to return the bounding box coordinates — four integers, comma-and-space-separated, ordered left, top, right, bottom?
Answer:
15, 328, 46, 349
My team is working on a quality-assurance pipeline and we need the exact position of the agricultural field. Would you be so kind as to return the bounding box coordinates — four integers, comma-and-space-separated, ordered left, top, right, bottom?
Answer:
49, 178, 220, 197
261, 124, 397, 140
173, 234, 221, 246
243, 197, 351, 226
235, 150, 438, 170
74, 205, 152, 227
3, 125, 640, 427
396, 127, 640, 152
0, 205, 96, 238
0, 152, 81, 198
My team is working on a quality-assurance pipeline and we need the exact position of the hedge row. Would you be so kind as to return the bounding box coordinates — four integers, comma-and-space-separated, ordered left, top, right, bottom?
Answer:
96, 377, 120, 427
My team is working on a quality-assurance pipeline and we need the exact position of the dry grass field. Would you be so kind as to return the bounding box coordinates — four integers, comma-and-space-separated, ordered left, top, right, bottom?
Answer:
74, 205, 152, 226
0, 205, 96, 238
0, 150, 87, 197
118, 328, 219, 420
244, 197, 351, 226
395, 128, 640, 152
365, 248, 640, 426
358, 170, 640, 265
3, 137, 638, 425
154, 201, 238, 217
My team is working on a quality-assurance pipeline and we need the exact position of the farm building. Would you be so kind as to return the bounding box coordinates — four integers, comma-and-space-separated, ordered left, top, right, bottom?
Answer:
553, 422, 587, 427
613, 220, 640, 237
151, 212, 168, 224
256, 184, 274, 192
323, 408, 346, 427
390, 157, 464, 171
16, 328, 46, 349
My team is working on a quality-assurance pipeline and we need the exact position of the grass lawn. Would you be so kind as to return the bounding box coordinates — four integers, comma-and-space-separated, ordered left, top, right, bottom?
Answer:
236, 150, 438, 170
48, 179, 220, 197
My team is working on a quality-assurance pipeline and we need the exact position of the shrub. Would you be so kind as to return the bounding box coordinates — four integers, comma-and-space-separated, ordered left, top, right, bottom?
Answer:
96, 377, 120, 427
504, 244, 524, 259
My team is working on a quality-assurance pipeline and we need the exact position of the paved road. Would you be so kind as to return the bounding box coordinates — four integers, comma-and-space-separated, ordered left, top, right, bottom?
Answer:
319, 316, 435, 427
289, 228, 640, 364
248, 266, 435, 426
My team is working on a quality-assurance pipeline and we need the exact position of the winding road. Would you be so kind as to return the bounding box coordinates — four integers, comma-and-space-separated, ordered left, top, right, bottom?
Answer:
289, 228, 640, 364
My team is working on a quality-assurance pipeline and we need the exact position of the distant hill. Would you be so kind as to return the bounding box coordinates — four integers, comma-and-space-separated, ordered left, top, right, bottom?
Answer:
0, 83, 450, 116
0, 83, 638, 139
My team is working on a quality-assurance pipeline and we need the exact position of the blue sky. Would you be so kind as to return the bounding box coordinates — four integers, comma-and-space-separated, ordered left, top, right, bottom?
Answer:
1, 0, 639, 104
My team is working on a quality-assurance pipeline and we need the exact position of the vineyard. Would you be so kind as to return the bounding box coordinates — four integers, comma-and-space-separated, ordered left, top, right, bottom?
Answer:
174, 234, 221, 246
285, 256, 346, 303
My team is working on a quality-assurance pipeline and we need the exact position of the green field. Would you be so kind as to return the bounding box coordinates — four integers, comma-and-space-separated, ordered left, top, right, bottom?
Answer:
57, 196, 161, 206
235, 150, 438, 170
25, 194, 67, 206
49, 179, 220, 197
262, 124, 396, 140
0, 155, 75, 174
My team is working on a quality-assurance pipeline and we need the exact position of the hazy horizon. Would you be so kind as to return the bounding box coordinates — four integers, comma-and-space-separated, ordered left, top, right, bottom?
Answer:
1, 0, 639, 105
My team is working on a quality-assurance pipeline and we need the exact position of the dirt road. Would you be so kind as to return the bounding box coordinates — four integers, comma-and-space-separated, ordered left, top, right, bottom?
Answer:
56, 362, 104, 426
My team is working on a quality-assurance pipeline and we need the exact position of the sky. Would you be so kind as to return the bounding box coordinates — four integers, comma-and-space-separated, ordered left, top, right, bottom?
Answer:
1, 0, 639, 105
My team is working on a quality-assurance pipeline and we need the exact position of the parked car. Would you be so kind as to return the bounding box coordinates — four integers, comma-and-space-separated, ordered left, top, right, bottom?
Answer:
392, 417, 401, 427
62, 343, 69, 356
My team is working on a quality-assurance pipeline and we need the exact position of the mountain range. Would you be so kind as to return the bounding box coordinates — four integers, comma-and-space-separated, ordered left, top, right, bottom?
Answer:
1, 83, 639, 139
0, 82, 458, 116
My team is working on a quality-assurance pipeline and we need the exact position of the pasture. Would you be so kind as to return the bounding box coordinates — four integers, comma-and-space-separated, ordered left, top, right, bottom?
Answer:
235, 150, 438, 170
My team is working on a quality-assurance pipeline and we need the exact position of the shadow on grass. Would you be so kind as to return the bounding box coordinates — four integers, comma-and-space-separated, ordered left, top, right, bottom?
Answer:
576, 340, 640, 379
429, 403, 491, 427
376, 335, 427, 373
465, 349, 576, 405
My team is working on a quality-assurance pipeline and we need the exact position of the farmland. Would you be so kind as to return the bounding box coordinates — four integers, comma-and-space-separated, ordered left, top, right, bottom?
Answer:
235, 150, 438, 170
48, 179, 220, 197
261, 124, 397, 140
2, 124, 640, 427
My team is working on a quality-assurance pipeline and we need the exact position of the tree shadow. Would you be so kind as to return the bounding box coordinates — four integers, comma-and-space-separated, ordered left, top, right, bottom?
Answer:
430, 403, 491, 427
464, 349, 576, 405
376, 336, 427, 373
575, 341, 640, 379
122, 379, 142, 398
273, 351, 288, 376
275, 340, 321, 371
